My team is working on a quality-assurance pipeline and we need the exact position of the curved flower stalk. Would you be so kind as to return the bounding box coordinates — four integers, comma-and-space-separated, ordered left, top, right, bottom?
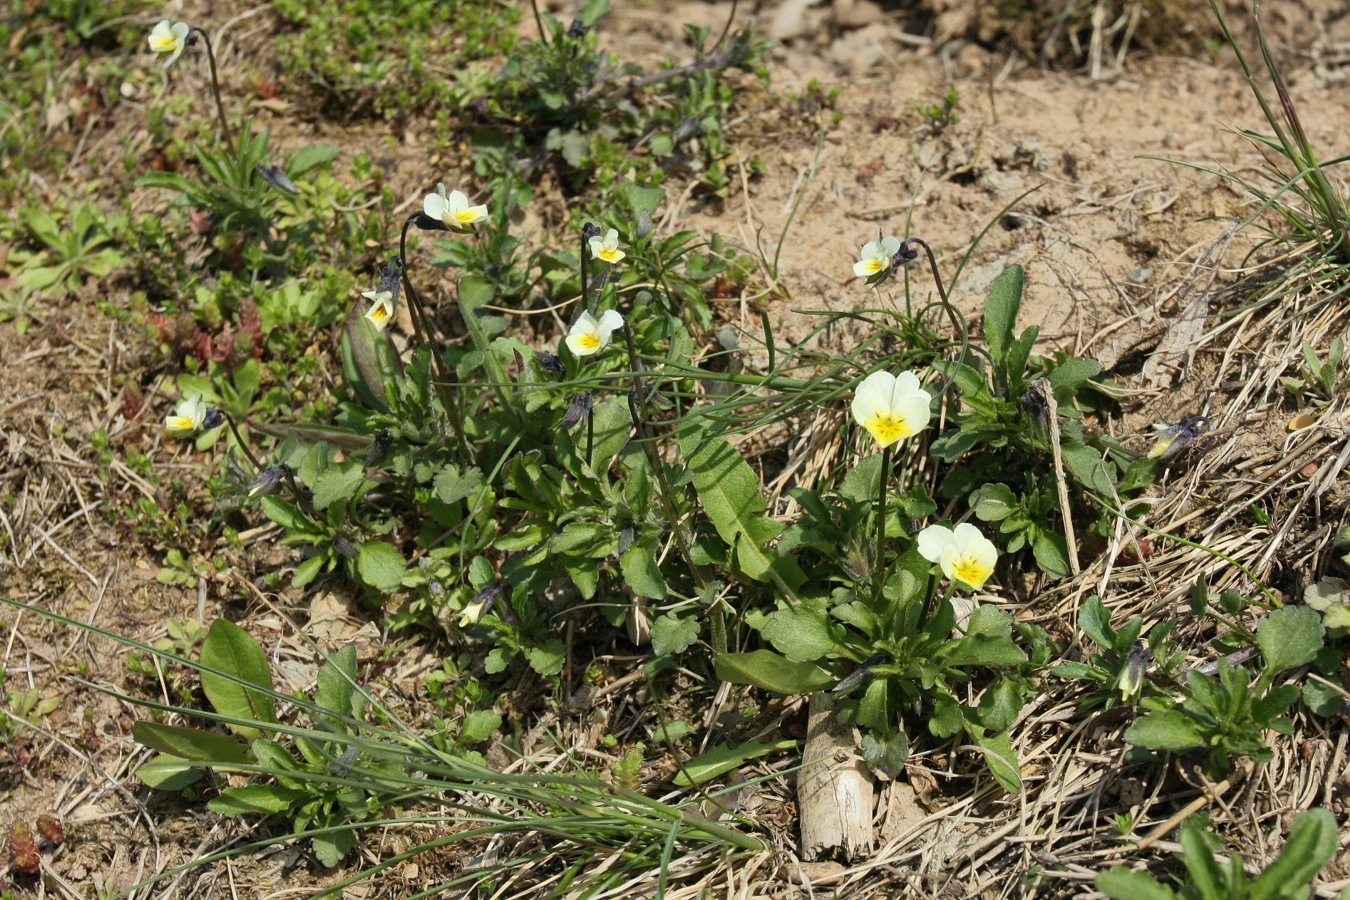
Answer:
566, 310, 624, 357
917, 523, 999, 591
851, 370, 933, 448
145, 20, 229, 139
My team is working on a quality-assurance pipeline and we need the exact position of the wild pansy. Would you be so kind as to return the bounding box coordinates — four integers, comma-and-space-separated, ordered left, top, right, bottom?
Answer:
1148, 415, 1210, 461
147, 20, 191, 66
851, 370, 933, 448
361, 258, 402, 332
588, 228, 625, 265
566, 309, 624, 357
917, 523, 999, 591
422, 184, 488, 232
853, 235, 901, 282
164, 395, 223, 438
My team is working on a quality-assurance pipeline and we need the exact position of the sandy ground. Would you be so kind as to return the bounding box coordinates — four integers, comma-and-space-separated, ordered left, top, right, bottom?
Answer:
3, 0, 1350, 895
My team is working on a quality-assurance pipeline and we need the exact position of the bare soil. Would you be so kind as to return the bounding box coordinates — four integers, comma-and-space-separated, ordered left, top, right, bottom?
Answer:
3, 0, 1350, 896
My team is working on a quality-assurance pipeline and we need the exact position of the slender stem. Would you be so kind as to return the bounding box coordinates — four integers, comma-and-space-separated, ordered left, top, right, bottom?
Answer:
620, 324, 723, 654
579, 227, 592, 318
528, 0, 550, 46
398, 218, 468, 457
585, 408, 594, 469
875, 444, 892, 602
222, 412, 263, 474
191, 28, 231, 143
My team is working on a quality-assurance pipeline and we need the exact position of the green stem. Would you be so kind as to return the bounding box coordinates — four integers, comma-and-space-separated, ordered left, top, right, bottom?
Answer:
191, 28, 231, 143
221, 412, 263, 474
875, 444, 892, 602
398, 218, 468, 457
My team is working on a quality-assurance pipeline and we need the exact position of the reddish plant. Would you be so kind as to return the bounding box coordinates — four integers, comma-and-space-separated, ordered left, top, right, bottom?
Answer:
7, 821, 39, 875
35, 814, 64, 846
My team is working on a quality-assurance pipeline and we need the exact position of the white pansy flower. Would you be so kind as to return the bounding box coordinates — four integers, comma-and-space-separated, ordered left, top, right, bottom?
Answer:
164, 395, 207, 438
423, 183, 488, 231
917, 523, 999, 591
588, 228, 625, 265
853, 235, 901, 280
148, 20, 191, 66
362, 289, 395, 331
566, 309, 624, 357
850, 370, 933, 448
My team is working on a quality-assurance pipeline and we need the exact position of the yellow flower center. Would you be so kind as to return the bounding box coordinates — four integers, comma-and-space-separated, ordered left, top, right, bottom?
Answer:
369, 305, 389, 322
862, 259, 885, 275
153, 36, 178, 51
576, 333, 601, 351
864, 412, 913, 447
951, 557, 993, 589
599, 249, 621, 263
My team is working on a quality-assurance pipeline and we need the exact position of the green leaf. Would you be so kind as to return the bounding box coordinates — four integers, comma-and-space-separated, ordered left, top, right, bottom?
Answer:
287, 142, 339, 178
314, 645, 359, 729
1047, 356, 1102, 391
1250, 808, 1338, 900
761, 605, 838, 662
208, 784, 307, 816
1124, 710, 1203, 752
357, 541, 405, 592
199, 620, 276, 739
132, 722, 252, 765
293, 552, 328, 588
679, 424, 804, 586
1032, 530, 1070, 579
672, 739, 797, 787
984, 264, 1025, 369
839, 455, 881, 503
312, 464, 366, 510
623, 181, 665, 219
651, 613, 699, 656
1061, 442, 1115, 493
714, 650, 835, 694
1095, 867, 1180, 900
434, 465, 484, 505
1179, 822, 1226, 899
135, 754, 203, 791
312, 829, 356, 867
620, 541, 667, 600
461, 710, 503, 744
970, 483, 1018, 522
970, 729, 1022, 792
340, 306, 400, 413
525, 640, 566, 676
1079, 595, 1115, 649
1258, 605, 1325, 676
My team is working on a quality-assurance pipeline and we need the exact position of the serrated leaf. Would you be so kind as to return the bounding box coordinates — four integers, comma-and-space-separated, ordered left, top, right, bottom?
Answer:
651, 613, 699, 656
434, 465, 484, 505
525, 640, 566, 676
357, 541, 405, 592
714, 650, 835, 694
312, 829, 356, 867
1250, 807, 1338, 900
312, 464, 366, 510
671, 739, 797, 786
199, 620, 276, 739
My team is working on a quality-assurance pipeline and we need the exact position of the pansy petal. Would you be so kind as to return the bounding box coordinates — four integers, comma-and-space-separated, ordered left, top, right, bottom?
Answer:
917, 524, 953, 564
